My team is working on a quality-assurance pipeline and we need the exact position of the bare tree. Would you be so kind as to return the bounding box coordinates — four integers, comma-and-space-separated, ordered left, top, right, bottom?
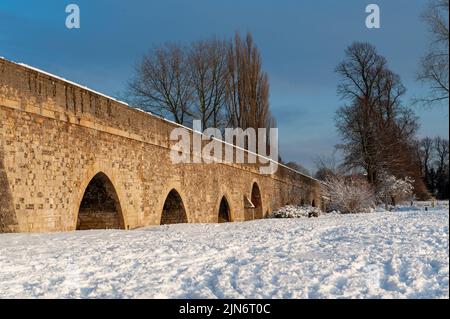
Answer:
434, 137, 450, 198
127, 33, 275, 133
416, 136, 449, 199
336, 43, 391, 183
188, 37, 228, 129
417, 0, 449, 104
335, 42, 427, 198
225, 32, 272, 131
416, 136, 450, 199
435, 137, 449, 170
417, 137, 434, 188
128, 43, 193, 124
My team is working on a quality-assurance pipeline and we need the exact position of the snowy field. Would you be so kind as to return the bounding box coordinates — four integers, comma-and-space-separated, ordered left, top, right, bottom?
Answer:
0, 203, 448, 299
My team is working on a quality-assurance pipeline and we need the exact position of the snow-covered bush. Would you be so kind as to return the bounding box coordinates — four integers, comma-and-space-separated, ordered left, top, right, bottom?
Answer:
323, 175, 375, 214
376, 173, 415, 207
268, 205, 321, 218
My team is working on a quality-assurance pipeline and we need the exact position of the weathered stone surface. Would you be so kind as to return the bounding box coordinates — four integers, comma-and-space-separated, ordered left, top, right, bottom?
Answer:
0, 58, 322, 233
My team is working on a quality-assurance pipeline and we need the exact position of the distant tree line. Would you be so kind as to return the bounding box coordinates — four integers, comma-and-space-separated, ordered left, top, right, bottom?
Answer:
416, 137, 449, 199
416, 0, 449, 197
417, 0, 449, 105
127, 32, 275, 133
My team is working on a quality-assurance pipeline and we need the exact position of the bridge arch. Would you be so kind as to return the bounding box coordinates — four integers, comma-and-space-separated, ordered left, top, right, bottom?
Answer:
217, 195, 232, 223
74, 164, 130, 231
251, 182, 263, 219
160, 188, 188, 225
76, 172, 125, 230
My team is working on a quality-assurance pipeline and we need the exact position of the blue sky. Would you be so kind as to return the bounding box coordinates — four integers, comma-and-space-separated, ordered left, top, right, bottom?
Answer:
1, 0, 448, 171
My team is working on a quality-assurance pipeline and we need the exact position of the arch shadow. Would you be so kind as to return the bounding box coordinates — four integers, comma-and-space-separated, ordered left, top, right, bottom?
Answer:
160, 189, 188, 225
218, 196, 232, 223
251, 182, 263, 219
243, 182, 263, 221
76, 172, 125, 230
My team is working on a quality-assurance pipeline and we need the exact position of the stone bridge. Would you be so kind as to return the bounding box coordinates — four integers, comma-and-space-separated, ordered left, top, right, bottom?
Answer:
0, 58, 321, 233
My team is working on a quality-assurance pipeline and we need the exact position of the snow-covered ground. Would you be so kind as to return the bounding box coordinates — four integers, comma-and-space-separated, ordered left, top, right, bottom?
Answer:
0, 203, 448, 299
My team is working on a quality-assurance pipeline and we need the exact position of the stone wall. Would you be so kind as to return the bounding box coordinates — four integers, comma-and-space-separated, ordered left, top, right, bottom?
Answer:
0, 57, 322, 233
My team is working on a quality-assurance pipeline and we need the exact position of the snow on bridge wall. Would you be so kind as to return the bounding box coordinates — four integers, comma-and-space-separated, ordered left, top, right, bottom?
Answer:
0, 58, 321, 233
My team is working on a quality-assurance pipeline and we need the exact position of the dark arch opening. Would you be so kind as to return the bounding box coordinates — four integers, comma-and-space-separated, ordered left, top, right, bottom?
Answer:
218, 197, 231, 223
77, 172, 124, 230
312, 199, 316, 207
251, 183, 263, 219
160, 189, 188, 225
